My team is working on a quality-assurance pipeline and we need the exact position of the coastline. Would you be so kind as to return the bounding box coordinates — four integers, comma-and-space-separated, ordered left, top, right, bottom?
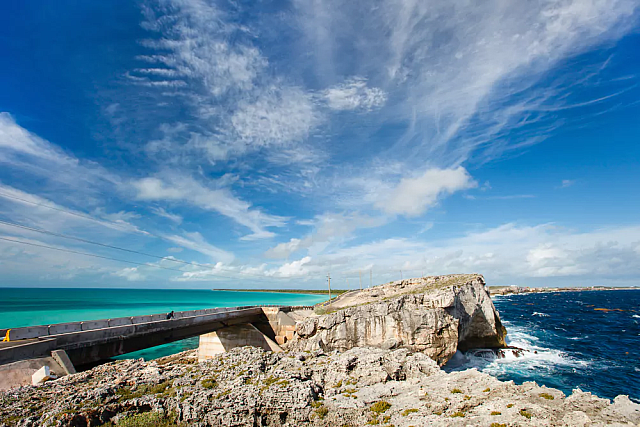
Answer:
2, 346, 638, 426
489, 285, 640, 296
211, 289, 349, 295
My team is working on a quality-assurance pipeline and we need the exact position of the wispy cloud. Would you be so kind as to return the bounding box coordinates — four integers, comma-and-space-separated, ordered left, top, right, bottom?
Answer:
131, 175, 287, 239
559, 179, 577, 188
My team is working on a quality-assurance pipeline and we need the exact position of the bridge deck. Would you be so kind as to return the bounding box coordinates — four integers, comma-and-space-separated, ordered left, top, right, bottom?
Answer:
0, 305, 312, 366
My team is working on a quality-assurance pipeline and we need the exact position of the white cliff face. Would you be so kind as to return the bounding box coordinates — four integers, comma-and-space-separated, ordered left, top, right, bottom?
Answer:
286, 274, 506, 365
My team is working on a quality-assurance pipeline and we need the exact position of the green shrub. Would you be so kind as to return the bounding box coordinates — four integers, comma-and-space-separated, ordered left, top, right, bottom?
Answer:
506, 403, 514, 408
315, 406, 329, 419
201, 378, 217, 389
490, 423, 506, 427
370, 401, 392, 414
450, 411, 465, 418
451, 388, 462, 394
483, 388, 491, 392
539, 392, 554, 400
490, 411, 501, 415
117, 411, 177, 427
520, 409, 532, 419
401, 408, 418, 416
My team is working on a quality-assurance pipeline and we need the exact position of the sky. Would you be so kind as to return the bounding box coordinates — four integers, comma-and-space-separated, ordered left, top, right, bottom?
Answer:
0, 0, 639, 289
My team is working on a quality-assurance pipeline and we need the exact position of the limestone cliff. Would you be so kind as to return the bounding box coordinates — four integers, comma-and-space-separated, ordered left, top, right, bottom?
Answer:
285, 274, 506, 365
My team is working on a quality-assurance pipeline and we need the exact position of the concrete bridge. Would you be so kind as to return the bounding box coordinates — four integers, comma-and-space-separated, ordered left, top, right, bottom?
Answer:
0, 305, 308, 389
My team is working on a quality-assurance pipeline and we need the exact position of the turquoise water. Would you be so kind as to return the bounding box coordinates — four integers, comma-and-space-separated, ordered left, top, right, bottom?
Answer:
1, 288, 327, 360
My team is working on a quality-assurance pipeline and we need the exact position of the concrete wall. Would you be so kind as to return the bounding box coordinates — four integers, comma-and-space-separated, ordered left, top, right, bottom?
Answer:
198, 324, 282, 361
0, 356, 65, 391
0, 305, 312, 342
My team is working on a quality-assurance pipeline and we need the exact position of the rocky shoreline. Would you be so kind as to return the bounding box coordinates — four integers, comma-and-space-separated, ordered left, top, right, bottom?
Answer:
1, 274, 639, 426
1, 346, 638, 426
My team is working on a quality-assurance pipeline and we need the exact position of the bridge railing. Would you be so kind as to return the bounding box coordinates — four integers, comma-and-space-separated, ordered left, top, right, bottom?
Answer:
1, 305, 317, 342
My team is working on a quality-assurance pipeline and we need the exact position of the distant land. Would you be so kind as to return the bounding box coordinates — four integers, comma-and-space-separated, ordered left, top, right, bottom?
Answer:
489, 285, 640, 295
211, 288, 351, 295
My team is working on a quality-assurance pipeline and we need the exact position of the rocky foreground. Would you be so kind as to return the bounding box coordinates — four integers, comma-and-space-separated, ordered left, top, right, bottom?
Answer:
1, 346, 639, 426
1, 275, 638, 426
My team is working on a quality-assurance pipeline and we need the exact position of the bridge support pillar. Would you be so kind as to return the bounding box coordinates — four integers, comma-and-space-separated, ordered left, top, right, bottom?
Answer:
198, 323, 282, 361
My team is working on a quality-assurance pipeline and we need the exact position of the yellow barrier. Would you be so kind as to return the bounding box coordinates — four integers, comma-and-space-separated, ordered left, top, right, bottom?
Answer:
2, 329, 9, 342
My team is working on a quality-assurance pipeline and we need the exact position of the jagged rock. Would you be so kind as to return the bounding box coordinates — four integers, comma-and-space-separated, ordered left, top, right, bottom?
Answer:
286, 274, 506, 365
1, 346, 638, 427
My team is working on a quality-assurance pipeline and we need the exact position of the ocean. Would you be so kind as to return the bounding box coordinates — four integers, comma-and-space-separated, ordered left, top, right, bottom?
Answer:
0, 288, 327, 360
2, 287, 638, 402
450, 289, 640, 403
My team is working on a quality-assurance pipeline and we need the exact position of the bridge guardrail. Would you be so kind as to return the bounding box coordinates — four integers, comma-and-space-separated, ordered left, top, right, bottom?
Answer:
0, 304, 315, 342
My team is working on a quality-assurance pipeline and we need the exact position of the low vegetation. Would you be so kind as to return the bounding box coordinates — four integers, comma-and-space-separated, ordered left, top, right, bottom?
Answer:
370, 401, 392, 414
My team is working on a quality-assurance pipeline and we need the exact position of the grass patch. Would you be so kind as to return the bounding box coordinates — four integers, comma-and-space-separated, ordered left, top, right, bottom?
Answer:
506, 403, 514, 408
464, 395, 471, 400
483, 388, 491, 392
116, 381, 172, 402
116, 411, 178, 427
539, 392, 554, 400
401, 408, 418, 416
263, 376, 279, 387
451, 388, 462, 394
333, 381, 343, 388
520, 409, 532, 419
490, 424, 507, 427
201, 378, 217, 389
370, 401, 391, 414
490, 411, 501, 415
315, 406, 329, 419
450, 411, 465, 418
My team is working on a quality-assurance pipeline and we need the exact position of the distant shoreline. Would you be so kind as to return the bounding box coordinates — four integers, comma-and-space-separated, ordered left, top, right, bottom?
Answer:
211, 288, 350, 295
489, 285, 640, 296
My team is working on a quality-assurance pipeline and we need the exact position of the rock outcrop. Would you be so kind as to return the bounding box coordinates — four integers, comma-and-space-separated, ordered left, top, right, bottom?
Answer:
286, 274, 506, 365
2, 346, 638, 426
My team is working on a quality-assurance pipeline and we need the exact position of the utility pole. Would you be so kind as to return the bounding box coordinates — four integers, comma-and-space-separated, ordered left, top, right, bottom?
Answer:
327, 273, 332, 303
370, 269, 372, 287
359, 271, 362, 290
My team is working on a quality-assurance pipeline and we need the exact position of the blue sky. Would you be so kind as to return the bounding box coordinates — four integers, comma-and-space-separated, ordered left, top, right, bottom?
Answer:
1, 0, 639, 289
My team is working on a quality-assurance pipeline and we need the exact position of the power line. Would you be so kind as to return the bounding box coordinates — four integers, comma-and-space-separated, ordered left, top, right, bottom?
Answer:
0, 219, 228, 273
0, 236, 237, 276
0, 191, 146, 235
0, 219, 297, 280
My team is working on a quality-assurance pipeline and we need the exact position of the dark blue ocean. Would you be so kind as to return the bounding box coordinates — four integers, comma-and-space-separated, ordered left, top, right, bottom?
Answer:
457, 290, 640, 403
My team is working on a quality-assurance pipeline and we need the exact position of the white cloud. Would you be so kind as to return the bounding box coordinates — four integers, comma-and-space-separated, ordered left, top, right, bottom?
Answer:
293, 0, 637, 167
151, 207, 183, 224
132, 175, 286, 239
321, 78, 387, 111
374, 167, 476, 216
0, 113, 120, 194
161, 231, 234, 263
261, 222, 640, 285
560, 179, 576, 188
265, 212, 386, 259
230, 86, 319, 149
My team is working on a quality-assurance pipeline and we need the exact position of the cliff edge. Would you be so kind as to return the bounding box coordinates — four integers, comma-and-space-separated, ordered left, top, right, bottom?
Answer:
286, 274, 506, 365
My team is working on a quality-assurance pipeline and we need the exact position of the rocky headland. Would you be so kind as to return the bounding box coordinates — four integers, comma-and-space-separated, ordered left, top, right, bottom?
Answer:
1, 274, 638, 426
287, 274, 506, 365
